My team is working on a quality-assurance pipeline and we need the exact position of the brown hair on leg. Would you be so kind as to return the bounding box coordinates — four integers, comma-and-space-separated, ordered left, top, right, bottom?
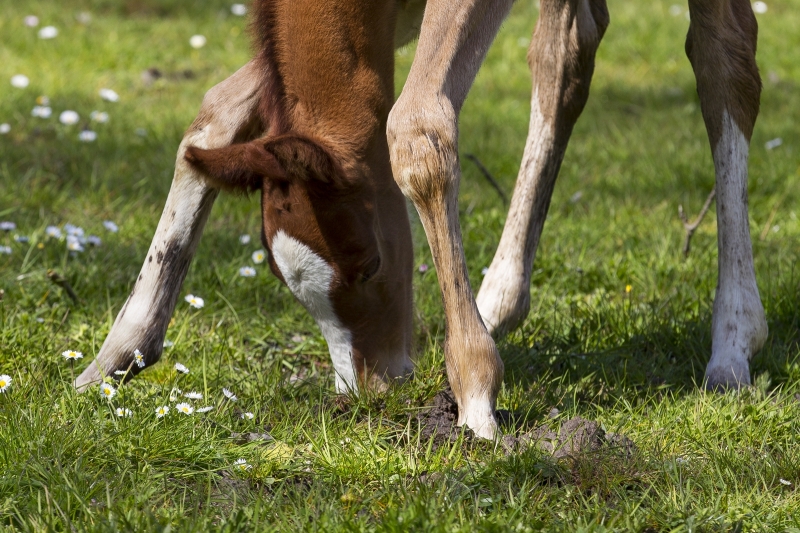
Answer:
686, 0, 761, 148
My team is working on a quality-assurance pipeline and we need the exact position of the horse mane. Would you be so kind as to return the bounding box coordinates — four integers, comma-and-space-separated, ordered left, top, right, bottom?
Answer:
250, 0, 290, 137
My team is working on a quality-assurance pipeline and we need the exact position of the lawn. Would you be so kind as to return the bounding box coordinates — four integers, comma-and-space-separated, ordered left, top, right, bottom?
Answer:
2, 0, 800, 531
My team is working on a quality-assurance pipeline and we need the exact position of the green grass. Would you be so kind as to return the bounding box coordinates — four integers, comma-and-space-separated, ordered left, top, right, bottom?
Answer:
2, 0, 800, 530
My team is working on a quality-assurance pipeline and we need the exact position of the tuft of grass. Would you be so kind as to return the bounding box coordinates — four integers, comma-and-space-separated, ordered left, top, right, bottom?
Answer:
2, 0, 800, 530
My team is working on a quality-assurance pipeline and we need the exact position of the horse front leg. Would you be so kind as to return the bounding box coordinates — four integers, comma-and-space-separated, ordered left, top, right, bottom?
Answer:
388, 0, 514, 439
75, 60, 263, 389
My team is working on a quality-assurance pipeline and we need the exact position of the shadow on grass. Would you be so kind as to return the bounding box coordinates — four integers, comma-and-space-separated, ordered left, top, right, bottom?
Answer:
498, 276, 800, 415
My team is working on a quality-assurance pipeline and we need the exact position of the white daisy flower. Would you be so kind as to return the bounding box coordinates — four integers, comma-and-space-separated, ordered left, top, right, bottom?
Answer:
31, 106, 52, 118
169, 387, 183, 402
241, 412, 254, 420
163, 339, 174, 349
36, 95, 49, 105
231, 4, 247, 16
64, 224, 84, 237
174, 362, 189, 374
234, 458, 252, 471
59, 110, 79, 125
100, 383, 116, 400
197, 406, 214, 413
780, 478, 792, 486
132, 349, 145, 368
0, 246, 11, 255
90, 111, 109, 123
114, 370, 127, 376
239, 234, 251, 244
0, 221, 17, 231
66, 235, 84, 252
0, 374, 11, 393
116, 407, 133, 417
251, 250, 266, 264
102, 220, 118, 232
87, 235, 101, 246
155, 405, 170, 418
238, 266, 256, 277
62, 350, 83, 360
753, 1, 768, 14
184, 294, 204, 309
99, 88, 120, 102
189, 35, 207, 49
78, 130, 97, 142
24, 15, 39, 27
175, 402, 194, 415
184, 391, 202, 400
0, 123, 10, 135
11, 74, 29, 88
222, 388, 238, 401
765, 138, 782, 150
38, 26, 58, 39
45, 226, 62, 238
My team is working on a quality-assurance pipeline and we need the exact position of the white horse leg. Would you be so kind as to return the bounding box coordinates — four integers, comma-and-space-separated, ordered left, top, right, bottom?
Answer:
686, 0, 767, 388
75, 61, 263, 389
476, 0, 609, 337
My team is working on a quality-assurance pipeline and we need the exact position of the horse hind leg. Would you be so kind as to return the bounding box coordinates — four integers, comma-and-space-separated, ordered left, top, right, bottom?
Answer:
686, 0, 767, 389
476, 0, 609, 338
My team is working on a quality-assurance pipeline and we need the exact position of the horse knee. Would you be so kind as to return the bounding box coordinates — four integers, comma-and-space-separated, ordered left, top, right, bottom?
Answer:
387, 100, 459, 208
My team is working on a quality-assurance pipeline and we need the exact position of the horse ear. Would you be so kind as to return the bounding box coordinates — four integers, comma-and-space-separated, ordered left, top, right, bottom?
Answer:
184, 134, 345, 192
262, 134, 345, 188
184, 140, 286, 192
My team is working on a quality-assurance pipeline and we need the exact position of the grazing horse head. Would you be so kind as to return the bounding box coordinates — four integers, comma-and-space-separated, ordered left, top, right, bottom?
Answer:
184, 132, 414, 393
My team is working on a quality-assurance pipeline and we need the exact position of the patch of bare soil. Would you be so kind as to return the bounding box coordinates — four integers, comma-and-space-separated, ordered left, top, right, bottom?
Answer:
504, 416, 636, 459
415, 390, 636, 459
415, 389, 462, 445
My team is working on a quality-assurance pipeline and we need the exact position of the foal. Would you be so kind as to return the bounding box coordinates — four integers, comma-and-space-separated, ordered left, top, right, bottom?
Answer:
78, 0, 769, 440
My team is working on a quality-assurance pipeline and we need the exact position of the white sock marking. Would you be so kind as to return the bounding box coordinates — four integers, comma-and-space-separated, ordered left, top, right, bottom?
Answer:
476, 88, 549, 335
706, 110, 767, 386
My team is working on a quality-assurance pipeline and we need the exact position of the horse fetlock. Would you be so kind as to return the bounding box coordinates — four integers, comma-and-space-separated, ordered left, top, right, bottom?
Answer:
457, 392, 500, 440
445, 330, 504, 439
477, 262, 531, 338
706, 285, 767, 390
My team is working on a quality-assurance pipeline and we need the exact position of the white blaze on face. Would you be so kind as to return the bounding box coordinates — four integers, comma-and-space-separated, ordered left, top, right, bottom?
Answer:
270, 230, 357, 392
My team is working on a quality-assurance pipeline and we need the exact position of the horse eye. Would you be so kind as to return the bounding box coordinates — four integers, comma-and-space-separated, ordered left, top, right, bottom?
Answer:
359, 256, 381, 282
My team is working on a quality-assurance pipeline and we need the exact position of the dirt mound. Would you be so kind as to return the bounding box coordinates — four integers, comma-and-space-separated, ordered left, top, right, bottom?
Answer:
506, 416, 636, 458
415, 389, 462, 445
415, 391, 636, 458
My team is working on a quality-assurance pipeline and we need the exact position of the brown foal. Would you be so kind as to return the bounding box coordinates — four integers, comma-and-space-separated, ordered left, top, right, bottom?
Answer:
78, 0, 769, 439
